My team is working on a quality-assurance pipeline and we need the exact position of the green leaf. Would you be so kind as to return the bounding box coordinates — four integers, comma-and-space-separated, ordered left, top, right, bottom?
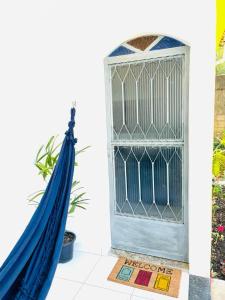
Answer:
73, 192, 86, 200
28, 191, 44, 202
220, 137, 225, 147
68, 202, 79, 213
71, 187, 84, 194
75, 146, 90, 156
74, 204, 87, 210
68, 205, 76, 214
46, 155, 53, 167
45, 136, 55, 151
35, 162, 45, 171
36, 145, 44, 162
52, 143, 62, 154
28, 189, 45, 198
36, 152, 48, 163
70, 198, 89, 205
72, 180, 80, 188
49, 135, 57, 152
52, 153, 60, 164
28, 202, 40, 206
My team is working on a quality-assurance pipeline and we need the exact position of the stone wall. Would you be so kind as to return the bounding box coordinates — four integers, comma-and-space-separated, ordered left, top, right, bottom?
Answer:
214, 75, 225, 136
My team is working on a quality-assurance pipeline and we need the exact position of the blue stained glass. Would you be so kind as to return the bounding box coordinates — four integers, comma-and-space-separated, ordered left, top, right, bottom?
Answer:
109, 45, 135, 57
150, 36, 185, 51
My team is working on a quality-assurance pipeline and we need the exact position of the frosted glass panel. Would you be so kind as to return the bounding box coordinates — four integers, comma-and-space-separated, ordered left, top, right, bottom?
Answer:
111, 56, 183, 141
114, 146, 183, 222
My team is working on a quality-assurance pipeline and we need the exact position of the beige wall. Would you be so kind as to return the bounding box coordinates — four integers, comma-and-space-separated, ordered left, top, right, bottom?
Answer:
215, 75, 225, 136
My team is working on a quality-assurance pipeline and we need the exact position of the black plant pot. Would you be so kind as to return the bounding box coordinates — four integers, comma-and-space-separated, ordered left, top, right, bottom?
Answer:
59, 231, 76, 263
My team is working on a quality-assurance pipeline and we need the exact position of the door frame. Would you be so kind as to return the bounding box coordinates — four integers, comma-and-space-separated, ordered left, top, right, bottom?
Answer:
104, 45, 190, 262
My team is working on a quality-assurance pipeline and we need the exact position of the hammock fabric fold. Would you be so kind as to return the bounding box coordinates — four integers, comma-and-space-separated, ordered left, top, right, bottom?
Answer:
0, 108, 77, 299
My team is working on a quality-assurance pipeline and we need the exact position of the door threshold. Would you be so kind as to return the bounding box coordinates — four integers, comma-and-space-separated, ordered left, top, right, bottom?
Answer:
109, 247, 189, 272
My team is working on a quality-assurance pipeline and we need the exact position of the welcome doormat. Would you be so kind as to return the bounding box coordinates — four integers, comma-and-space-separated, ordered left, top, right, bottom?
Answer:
108, 257, 182, 298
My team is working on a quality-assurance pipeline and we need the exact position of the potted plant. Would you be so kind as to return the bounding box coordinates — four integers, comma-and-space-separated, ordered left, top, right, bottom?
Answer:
28, 136, 89, 263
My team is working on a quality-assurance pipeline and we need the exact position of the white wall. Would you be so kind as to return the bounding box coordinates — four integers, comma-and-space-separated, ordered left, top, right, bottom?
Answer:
0, 0, 215, 278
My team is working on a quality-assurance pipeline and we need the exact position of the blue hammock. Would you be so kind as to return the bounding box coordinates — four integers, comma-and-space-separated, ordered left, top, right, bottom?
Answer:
0, 108, 77, 299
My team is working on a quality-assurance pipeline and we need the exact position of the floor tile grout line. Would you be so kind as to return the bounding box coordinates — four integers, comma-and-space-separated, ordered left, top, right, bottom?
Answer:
74, 248, 116, 258
56, 252, 103, 285
130, 295, 154, 300
83, 281, 134, 296
55, 276, 84, 284
55, 275, 185, 299
56, 277, 134, 295
56, 276, 134, 297
72, 249, 119, 261
84, 255, 103, 283
55, 250, 103, 300
72, 255, 102, 299
131, 287, 135, 296
73, 282, 136, 299
71, 282, 84, 300
73, 249, 102, 256
129, 291, 170, 300
130, 287, 135, 300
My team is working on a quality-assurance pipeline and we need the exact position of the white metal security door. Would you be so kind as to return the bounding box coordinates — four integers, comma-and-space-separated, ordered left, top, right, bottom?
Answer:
105, 46, 189, 262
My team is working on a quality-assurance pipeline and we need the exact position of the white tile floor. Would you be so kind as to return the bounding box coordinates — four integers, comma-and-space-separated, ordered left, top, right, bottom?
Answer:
47, 250, 190, 300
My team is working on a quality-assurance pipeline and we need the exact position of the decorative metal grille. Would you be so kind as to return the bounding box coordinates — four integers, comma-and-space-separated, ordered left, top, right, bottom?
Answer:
110, 55, 184, 223
114, 146, 182, 222
111, 56, 183, 141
